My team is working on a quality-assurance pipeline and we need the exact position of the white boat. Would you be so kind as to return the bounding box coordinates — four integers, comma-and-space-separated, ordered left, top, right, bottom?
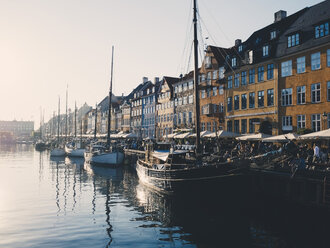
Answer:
84, 46, 124, 166
50, 147, 66, 157
65, 142, 85, 157
50, 97, 65, 157
84, 145, 124, 165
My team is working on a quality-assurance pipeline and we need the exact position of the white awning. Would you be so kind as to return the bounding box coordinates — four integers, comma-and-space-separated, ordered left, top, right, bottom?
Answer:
263, 133, 299, 142
204, 130, 240, 138
173, 132, 191, 139
237, 133, 271, 141
188, 130, 212, 138
299, 128, 330, 139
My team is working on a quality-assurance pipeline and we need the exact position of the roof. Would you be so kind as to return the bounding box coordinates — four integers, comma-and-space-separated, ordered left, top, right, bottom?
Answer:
276, 1, 330, 57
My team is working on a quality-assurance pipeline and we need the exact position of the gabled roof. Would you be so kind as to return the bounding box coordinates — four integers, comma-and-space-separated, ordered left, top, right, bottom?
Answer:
276, 1, 330, 57
162, 76, 180, 91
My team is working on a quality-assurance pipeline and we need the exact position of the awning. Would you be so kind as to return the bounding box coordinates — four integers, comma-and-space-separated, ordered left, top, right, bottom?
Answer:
188, 130, 212, 138
204, 130, 240, 138
237, 133, 272, 141
263, 133, 299, 142
173, 132, 191, 139
299, 128, 330, 140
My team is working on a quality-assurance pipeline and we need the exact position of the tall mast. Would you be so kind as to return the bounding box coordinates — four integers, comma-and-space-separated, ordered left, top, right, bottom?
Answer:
107, 46, 114, 148
94, 103, 97, 140
80, 118, 83, 146
193, 0, 201, 156
74, 101, 77, 138
58, 96, 60, 144
39, 107, 42, 139
65, 85, 68, 141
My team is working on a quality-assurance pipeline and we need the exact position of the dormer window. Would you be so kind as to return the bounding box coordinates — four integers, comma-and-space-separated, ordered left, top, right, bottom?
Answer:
315, 22, 329, 38
231, 57, 237, 67
147, 89, 150, 94
262, 45, 269, 57
205, 56, 212, 69
270, 31, 276, 40
238, 45, 243, 52
288, 33, 300, 48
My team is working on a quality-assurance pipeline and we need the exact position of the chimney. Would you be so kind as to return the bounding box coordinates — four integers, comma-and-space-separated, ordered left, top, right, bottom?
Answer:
274, 10, 287, 23
154, 77, 159, 83
235, 39, 242, 46
143, 77, 148, 83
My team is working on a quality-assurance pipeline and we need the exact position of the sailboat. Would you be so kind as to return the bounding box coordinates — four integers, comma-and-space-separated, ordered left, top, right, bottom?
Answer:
50, 96, 66, 157
135, 0, 247, 194
65, 102, 85, 157
84, 46, 124, 165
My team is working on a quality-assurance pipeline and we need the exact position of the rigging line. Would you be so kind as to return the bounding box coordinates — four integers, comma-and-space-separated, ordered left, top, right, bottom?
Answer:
177, 0, 193, 76
182, 25, 194, 75
185, 42, 194, 75
198, 0, 244, 60
198, 16, 238, 76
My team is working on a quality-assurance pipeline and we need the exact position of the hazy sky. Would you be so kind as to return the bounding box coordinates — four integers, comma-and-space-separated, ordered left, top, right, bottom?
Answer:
0, 0, 321, 128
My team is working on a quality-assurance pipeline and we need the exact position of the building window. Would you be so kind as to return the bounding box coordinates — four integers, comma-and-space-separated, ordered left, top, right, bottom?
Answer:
219, 67, 225, 79
297, 86, 306, 104
227, 97, 232, 112
212, 70, 217, 80
241, 119, 247, 134
281, 60, 292, 77
241, 71, 247, 85
201, 90, 206, 99
238, 45, 243, 52
183, 82, 188, 91
327, 81, 330, 101
188, 81, 194, 89
262, 45, 269, 57
311, 83, 321, 103
183, 96, 187, 105
241, 94, 247, 109
297, 56, 306, 73
311, 114, 321, 132
227, 121, 232, 132
270, 31, 276, 40
212, 121, 217, 132
219, 103, 224, 112
183, 112, 187, 123
206, 122, 211, 131
219, 85, 224, 95
188, 94, 194, 104
249, 92, 255, 109
213, 87, 217, 96
232, 57, 237, 67
234, 120, 239, 133
327, 49, 330, 67
287, 33, 299, 47
282, 116, 293, 131
311, 52, 321, 70
267, 64, 274, 80
258, 66, 264, 82
206, 88, 211, 97
249, 69, 255, 84
228, 76, 233, 89
188, 112, 193, 123
258, 91, 264, 107
297, 115, 306, 130
206, 72, 212, 85
267, 89, 274, 106
281, 88, 292, 106
234, 74, 240, 88
234, 95, 239, 110
315, 22, 329, 38
201, 122, 205, 131
249, 119, 255, 133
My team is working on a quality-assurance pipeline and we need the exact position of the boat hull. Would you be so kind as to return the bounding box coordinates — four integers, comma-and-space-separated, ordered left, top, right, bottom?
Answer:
65, 146, 85, 157
85, 151, 124, 165
136, 159, 247, 194
50, 148, 66, 157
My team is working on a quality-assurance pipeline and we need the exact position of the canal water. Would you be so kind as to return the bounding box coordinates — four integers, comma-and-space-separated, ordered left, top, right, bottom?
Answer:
1, 144, 330, 248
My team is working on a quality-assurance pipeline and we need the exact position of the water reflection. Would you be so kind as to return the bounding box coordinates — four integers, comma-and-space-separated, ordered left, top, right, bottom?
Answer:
2, 145, 330, 248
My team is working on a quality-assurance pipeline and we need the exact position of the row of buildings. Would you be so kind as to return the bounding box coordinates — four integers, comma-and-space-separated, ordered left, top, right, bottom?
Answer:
47, 1, 330, 140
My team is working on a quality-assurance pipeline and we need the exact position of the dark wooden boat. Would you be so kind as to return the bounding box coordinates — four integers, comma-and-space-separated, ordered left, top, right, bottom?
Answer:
136, 149, 248, 194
